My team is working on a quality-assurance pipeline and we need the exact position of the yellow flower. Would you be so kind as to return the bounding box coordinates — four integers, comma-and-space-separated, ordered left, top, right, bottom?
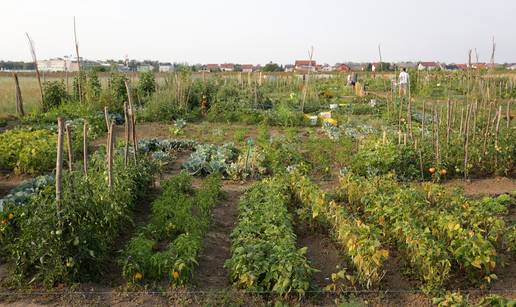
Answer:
172, 271, 180, 280
8, 213, 14, 220
134, 272, 143, 282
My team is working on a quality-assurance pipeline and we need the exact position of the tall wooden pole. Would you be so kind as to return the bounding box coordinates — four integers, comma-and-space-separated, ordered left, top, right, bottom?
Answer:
65, 124, 73, 171
83, 122, 88, 175
73, 17, 83, 104
56, 118, 64, 210
26, 33, 44, 109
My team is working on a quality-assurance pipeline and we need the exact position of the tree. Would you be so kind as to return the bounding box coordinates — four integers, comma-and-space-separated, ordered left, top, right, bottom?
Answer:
138, 71, 156, 98
263, 62, 283, 72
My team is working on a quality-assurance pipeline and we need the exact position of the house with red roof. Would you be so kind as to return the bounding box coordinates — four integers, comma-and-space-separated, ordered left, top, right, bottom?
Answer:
220, 63, 235, 72
241, 64, 254, 73
334, 63, 351, 72
206, 64, 220, 72
295, 60, 316, 73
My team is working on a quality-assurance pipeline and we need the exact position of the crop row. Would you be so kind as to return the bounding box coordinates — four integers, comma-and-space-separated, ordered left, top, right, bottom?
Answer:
225, 177, 315, 296
288, 171, 389, 289
339, 174, 513, 290
0, 152, 157, 285
120, 172, 221, 285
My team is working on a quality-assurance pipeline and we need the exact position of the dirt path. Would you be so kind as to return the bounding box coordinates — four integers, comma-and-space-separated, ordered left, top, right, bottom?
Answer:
444, 177, 516, 197
192, 181, 250, 290
294, 221, 345, 289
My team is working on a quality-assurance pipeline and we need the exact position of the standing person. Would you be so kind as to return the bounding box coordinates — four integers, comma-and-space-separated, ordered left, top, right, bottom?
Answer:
346, 74, 352, 86
399, 68, 409, 96
351, 72, 357, 91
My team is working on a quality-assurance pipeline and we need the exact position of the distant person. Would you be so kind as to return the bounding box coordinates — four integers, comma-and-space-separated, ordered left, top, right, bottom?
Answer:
399, 68, 409, 96
346, 74, 352, 85
350, 72, 357, 90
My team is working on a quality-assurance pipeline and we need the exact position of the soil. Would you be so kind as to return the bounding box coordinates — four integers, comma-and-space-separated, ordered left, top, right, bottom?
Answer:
294, 221, 345, 289
444, 177, 516, 197
192, 181, 250, 290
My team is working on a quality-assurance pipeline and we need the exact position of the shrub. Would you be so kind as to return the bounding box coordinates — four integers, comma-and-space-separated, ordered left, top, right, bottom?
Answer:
43, 80, 68, 111
138, 71, 156, 99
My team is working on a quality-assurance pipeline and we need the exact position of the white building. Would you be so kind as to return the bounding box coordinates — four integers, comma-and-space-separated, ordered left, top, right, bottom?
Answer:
137, 64, 154, 72
159, 65, 174, 72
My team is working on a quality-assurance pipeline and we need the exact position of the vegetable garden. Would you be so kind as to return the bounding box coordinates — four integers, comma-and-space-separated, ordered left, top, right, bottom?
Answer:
0, 68, 515, 306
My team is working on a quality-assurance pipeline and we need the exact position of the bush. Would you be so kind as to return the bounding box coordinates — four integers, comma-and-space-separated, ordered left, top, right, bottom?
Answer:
138, 71, 156, 99
43, 80, 68, 111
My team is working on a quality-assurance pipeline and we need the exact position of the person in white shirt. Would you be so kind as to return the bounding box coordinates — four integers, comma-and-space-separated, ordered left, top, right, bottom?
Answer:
399, 68, 409, 96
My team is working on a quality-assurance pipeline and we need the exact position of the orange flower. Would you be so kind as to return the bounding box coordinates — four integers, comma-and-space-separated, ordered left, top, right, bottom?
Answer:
172, 271, 180, 280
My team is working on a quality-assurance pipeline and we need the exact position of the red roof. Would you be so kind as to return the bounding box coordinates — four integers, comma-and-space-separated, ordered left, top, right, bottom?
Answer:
295, 60, 316, 66
220, 63, 234, 69
456, 64, 468, 69
241, 64, 253, 69
335, 63, 351, 71
206, 64, 219, 69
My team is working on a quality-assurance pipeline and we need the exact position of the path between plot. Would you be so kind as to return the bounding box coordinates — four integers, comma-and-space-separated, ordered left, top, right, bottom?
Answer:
193, 181, 251, 290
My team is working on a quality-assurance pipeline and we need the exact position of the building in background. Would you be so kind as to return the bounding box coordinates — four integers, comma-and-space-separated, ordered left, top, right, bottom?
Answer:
294, 60, 316, 73
220, 63, 235, 72
159, 64, 174, 72
241, 64, 254, 73
417, 61, 440, 71
137, 64, 154, 72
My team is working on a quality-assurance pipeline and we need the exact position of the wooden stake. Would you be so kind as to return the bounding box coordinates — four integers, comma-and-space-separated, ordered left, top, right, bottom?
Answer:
507, 100, 511, 129
123, 101, 130, 165
83, 121, 88, 175
464, 104, 472, 179
73, 17, 83, 104
107, 122, 115, 190
104, 106, 110, 131
56, 118, 64, 210
13, 72, 25, 116
65, 124, 73, 171
26, 33, 44, 109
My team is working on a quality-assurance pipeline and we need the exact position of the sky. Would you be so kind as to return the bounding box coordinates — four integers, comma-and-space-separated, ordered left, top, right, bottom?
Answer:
1, 0, 515, 64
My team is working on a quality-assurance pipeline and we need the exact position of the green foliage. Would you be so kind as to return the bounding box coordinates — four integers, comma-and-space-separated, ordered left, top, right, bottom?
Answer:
43, 80, 68, 111
262, 63, 283, 72
120, 172, 221, 285
0, 128, 63, 175
339, 174, 513, 291
2, 153, 158, 286
225, 177, 316, 296
105, 73, 129, 112
138, 71, 156, 98
182, 143, 239, 176
350, 138, 423, 181
289, 172, 388, 288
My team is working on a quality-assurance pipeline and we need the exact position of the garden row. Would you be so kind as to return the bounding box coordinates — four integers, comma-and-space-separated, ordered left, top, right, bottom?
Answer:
120, 172, 221, 285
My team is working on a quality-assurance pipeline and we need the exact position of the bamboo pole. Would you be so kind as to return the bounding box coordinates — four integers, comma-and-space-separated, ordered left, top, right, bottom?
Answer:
65, 124, 73, 172
464, 104, 472, 179
83, 121, 88, 175
301, 46, 314, 113
13, 72, 25, 117
107, 122, 114, 190
123, 101, 130, 165
73, 17, 83, 104
26, 33, 44, 109
507, 100, 511, 129
56, 118, 64, 210
104, 106, 110, 130
446, 99, 451, 145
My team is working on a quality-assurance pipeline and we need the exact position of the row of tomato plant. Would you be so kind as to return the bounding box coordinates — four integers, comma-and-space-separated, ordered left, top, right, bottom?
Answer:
119, 172, 221, 285
288, 171, 389, 289
0, 151, 158, 286
225, 176, 316, 296
338, 173, 514, 291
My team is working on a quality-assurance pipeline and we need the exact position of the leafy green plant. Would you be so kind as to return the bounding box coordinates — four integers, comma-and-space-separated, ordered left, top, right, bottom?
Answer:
2, 152, 158, 286
120, 172, 221, 285
225, 177, 316, 297
43, 80, 68, 111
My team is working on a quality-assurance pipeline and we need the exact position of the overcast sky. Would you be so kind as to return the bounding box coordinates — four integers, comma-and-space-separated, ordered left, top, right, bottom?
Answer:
1, 0, 515, 64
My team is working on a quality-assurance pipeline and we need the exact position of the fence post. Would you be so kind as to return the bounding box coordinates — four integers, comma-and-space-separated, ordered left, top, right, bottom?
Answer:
107, 121, 115, 190
13, 72, 25, 117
